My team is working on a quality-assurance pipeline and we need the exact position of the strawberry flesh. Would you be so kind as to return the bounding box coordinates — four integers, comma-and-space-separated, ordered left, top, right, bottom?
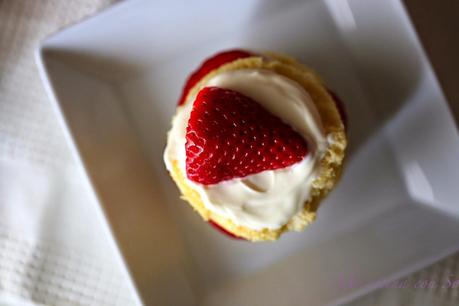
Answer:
327, 89, 348, 130
208, 220, 244, 240
178, 49, 253, 106
186, 87, 309, 185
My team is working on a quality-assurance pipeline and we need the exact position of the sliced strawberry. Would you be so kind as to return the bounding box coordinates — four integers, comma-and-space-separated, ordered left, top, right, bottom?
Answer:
186, 87, 309, 185
327, 89, 348, 130
208, 220, 244, 240
178, 49, 253, 106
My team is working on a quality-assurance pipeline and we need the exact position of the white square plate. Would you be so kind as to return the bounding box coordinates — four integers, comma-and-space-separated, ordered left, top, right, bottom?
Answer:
37, 0, 459, 305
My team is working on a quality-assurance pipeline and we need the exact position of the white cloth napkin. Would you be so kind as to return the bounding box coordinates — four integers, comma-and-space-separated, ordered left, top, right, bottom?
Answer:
0, 159, 137, 306
0, 1, 138, 305
0, 0, 458, 306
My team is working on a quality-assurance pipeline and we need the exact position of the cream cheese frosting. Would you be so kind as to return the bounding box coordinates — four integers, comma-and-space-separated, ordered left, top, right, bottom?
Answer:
164, 69, 328, 230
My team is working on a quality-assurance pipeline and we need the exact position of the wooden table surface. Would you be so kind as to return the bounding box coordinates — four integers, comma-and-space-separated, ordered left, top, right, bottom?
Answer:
404, 0, 459, 128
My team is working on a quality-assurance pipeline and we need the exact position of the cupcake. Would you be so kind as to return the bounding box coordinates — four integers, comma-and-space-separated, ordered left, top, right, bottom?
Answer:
164, 49, 347, 241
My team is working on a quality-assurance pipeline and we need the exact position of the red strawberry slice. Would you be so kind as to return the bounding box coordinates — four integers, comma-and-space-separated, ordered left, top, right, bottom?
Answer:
185, 87, 309, 185
327, 89, 348, 130
178, 49, 253, 106
208, 220, 244, 240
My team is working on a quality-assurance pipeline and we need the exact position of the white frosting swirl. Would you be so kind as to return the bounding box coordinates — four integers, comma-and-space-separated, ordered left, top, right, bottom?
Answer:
164, 69, 327, 230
